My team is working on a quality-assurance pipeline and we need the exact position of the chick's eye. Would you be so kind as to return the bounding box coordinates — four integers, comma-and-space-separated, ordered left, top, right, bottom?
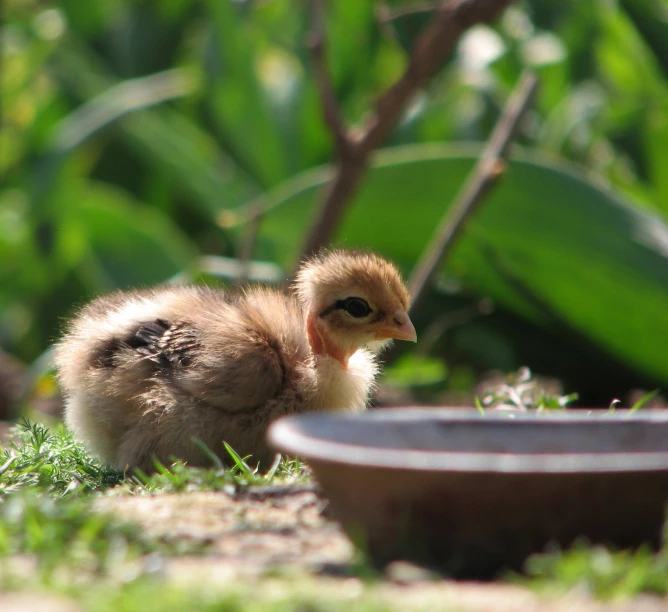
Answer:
341, 297, 371, 318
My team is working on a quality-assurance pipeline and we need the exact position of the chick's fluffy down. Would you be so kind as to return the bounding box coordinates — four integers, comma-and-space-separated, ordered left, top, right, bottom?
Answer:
55, 284, 376, 471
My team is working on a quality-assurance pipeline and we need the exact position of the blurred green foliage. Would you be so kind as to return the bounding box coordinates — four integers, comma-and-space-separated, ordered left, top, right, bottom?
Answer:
3, 0, 668, 404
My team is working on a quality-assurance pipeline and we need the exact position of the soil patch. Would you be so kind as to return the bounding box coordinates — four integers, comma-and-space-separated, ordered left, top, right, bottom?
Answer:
94, 487, 668, 611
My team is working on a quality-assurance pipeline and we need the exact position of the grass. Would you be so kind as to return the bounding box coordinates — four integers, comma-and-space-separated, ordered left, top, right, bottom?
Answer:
0, 483, 390, 610
1, 420, 370, 611
0, 418, 305, 577
0, 489, 391, 611
476, 367, 659, 413
0, 490, 153, 577
521, 540, 668, 599
0, 419, 309, 498
127, 452, 309, 494
476, 367, 579, 411
4, 573, 395, 612
4, 405, 668, 608
0, 419, 124, 496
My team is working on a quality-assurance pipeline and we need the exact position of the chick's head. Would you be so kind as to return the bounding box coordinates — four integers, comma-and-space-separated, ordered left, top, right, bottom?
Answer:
294, 250, 416, 364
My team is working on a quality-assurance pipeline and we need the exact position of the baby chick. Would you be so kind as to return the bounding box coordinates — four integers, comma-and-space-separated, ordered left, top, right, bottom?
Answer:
54, 250, 416, 472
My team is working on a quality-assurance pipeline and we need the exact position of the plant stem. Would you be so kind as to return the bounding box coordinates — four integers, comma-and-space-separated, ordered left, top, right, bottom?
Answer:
407, 70, 539, 312
299, 0, 514, 265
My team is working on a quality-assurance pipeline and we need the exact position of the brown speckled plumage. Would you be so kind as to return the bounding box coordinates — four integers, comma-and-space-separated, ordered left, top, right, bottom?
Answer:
54, 250, 415, 472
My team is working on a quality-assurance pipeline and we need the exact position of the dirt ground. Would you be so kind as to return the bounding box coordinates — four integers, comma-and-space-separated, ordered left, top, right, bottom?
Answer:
80, 488, 667, 612
1, 482, 668, 610
2, 414, 668, 611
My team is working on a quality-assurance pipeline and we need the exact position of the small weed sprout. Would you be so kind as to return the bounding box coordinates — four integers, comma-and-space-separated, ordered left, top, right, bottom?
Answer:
630, 389, 660, 413
476, 367, 578, 412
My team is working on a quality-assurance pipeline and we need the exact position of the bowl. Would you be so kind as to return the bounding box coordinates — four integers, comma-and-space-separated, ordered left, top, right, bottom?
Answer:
267, 408, 668, 578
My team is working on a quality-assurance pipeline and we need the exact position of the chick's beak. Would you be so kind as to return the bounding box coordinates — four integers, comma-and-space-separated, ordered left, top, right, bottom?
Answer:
375, 309, 417, 343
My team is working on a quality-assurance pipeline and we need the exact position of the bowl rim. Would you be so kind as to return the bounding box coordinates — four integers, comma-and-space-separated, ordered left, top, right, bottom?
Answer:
267, 408, 668, 474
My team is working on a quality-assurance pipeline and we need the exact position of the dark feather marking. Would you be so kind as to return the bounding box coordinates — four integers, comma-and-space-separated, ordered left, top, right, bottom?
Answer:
131, 319, 170, 347
92, 338, 123, 368
159, 322, 199, 367
92, 319, 199, 370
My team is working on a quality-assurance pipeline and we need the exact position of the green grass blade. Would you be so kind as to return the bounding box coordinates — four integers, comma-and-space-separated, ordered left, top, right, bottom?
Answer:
191, 437, 224, 470
630, 389, 660, 413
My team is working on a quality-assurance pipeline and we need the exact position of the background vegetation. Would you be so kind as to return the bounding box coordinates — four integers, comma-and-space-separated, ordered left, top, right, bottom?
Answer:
4, 0, 668, 409
5, 3, 668, 607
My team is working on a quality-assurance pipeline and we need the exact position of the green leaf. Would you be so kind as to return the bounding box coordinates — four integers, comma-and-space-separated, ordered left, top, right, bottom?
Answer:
383, 354, 448, 388
644, 106, 668, 213
66, 182, 197, 291
248, 143, 668, 384
203, 0, 290, 187
619, 0, 668, 81
50, 43, 261, 215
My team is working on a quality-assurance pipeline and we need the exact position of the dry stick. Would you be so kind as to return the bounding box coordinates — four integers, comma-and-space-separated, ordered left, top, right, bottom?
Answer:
299, 0, 514, 263
407, 70, 539, 314
380, 1, 443, 22
308, 0, 351, 156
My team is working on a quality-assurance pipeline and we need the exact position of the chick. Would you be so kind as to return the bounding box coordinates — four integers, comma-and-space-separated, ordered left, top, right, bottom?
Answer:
54, 250, 416, 472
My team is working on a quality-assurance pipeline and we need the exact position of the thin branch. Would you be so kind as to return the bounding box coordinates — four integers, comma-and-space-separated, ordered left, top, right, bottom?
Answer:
299, 0, 514, 263
377, 1, 441, 45
308, 0, 352, 157
363, 1, 500, 154
379, 1, 442, 23
407, 70, 539, 312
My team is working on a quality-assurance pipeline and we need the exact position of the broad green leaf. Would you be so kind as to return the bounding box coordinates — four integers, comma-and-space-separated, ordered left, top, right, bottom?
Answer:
620, 0, 668, 81
246, 143, 668, 383
203, 0, 290, 187
66, 182, 197, 291
384, 354, 448, 388
57, 1, 122, 36
49, 44, 261, 214
644, 106, 668, 213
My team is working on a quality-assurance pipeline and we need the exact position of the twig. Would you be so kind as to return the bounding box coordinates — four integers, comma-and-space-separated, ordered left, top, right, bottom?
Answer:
379, 2, 442, 23
407, 70, 539, 312
308, 0, 352, 157
299, 0, 514, 263
377, 1, 441, 43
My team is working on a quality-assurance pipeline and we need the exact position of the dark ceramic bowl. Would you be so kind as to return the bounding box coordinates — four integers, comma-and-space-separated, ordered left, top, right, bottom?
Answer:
267, 408, 668, 578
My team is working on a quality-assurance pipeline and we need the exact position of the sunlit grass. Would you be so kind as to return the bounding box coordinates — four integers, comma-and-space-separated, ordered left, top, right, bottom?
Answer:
0, 491, 386, 611
0, 420, 321, 609
520, 540, 668, 599
476, 367, 579, 411
0, 419, 124, 497
127, 452, 309, 495
0, 490, 153, 577
5, 407, 668, 606
0, 419, 310, 498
